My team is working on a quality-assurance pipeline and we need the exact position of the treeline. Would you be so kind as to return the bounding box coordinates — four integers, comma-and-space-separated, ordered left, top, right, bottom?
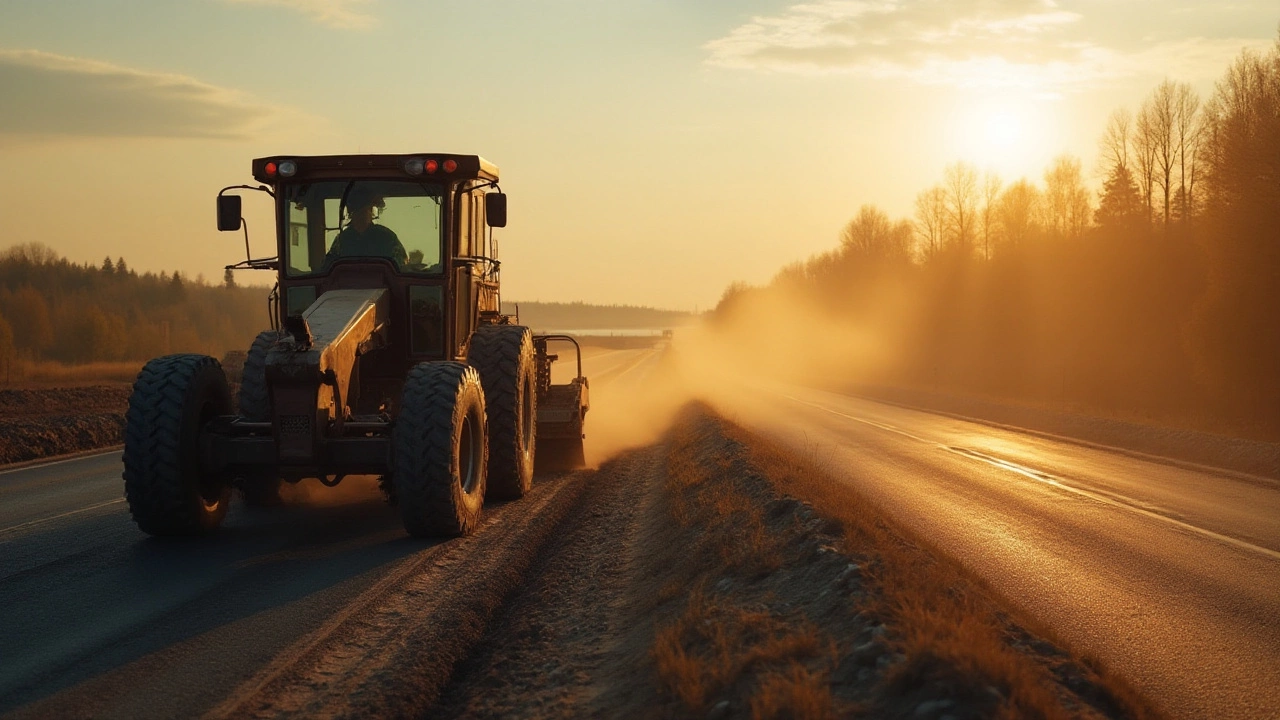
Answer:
501, 301, 694, 330
0, 243, 270, 364
0, 244, 694, 367
713, 38, 1280, 439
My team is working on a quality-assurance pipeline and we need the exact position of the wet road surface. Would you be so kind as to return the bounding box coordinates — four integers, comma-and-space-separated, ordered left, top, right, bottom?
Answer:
707, 381, 1280, 720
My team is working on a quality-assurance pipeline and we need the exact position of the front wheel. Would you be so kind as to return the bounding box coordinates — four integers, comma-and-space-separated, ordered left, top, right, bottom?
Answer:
238, 330, 284, 507
393, 362, 488, 537
123, 355, 233, 536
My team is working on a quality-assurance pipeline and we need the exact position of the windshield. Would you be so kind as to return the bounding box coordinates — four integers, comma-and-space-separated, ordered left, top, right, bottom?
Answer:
282, 181, 443, 277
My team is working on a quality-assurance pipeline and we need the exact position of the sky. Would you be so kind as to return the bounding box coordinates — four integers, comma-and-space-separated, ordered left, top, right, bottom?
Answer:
0, 0, 1275, 309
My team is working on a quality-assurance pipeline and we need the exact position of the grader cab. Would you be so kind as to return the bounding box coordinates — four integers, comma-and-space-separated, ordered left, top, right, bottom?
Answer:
122, 154, 588, 538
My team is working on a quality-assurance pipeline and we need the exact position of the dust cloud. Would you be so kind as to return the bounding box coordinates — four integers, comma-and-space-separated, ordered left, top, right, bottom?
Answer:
577, 347, 690, 467
577, 289, 893, 467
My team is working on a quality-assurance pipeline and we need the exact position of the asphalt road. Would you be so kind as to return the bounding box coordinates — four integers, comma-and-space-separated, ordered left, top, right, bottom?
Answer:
8, 346, 1275, 719
0, 346, 661, 718
706, 380, 1280, 720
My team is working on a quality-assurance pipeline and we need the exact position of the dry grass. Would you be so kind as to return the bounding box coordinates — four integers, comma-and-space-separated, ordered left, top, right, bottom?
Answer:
725, 421, 1162, 720
649, 416, 841, 718
663, 425, 780, 574
750, 665, 839, 720
652, 589, 838, 719
0, 358, 140, 387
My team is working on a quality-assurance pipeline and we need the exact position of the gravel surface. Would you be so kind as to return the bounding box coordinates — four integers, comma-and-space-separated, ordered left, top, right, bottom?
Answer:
0, 386, 130, 464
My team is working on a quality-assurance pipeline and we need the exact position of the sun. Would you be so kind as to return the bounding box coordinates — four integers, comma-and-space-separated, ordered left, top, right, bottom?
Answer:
982, 109, 1025, 151
948, 99, 1053, 179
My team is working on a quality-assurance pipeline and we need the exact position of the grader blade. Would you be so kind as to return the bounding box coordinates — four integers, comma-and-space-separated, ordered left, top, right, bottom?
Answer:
267, 288, 390, 466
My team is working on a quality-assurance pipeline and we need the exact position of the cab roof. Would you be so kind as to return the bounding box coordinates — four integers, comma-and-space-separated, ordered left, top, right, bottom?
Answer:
252, 154, 499, 184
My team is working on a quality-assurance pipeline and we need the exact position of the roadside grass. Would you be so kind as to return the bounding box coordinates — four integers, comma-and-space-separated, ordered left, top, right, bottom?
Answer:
650, 415, 842, 719
0, 359, 140, 387
664, 424, 780, 574
653, 589, 838, 719
726, 421, 1161, 720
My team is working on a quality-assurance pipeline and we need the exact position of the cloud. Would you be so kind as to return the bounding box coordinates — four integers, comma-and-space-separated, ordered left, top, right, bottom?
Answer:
0, 49, 273, 139
704, 0, 1269, 90
222, 0, 376, 29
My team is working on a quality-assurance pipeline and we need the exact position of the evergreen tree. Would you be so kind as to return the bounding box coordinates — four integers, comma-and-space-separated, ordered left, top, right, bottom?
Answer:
169, 271, 186, 302
1095, 164, 1146, 233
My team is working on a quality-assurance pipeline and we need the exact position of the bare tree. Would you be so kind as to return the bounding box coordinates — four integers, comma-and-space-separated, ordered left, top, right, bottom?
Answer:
1099, 108, 1132, 176
979, 171, 1002, 261
1140, 81, 1180, 230
889, 220, 915, 264
995, 179, 1040, 253
840, 205, 913, 264
1043, 155, 1092, 240
1174, 83, 1202, 225
841, 205, 891, 255
943, 162, 979, 256
1134, 99, 1159, 228
914, 185, 948, 261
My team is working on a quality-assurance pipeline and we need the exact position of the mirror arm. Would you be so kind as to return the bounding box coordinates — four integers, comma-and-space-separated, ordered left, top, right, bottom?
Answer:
224, 256, 279, 271
218, 184, 275, 263
241, 219, 252, 263
218, 184, 275, 199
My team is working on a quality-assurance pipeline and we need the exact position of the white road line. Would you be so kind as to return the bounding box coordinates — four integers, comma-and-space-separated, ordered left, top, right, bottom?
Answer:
772, 389, 1280, 564
0, 497, 126, 537
0, 448, 121, 477
777, 393, 933, 443
606, 351, 655, 384
589, 352, 645, 378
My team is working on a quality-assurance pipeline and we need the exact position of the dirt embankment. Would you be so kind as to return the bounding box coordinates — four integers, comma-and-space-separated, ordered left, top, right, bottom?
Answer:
432, 407, 1155, 720
0, 385, 131, 465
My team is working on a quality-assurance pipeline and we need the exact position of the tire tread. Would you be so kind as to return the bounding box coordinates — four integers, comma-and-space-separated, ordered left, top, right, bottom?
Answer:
393, 362, 487, 537
467, 325, 535, 500
123, 354, 231, 535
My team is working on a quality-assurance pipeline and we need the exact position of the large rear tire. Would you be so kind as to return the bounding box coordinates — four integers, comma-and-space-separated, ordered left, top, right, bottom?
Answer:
238, 330, 277, 421
123, 355, 233, 536
393, 362, 488, 537
237, 330, 284, 507
467, 325, 536, 500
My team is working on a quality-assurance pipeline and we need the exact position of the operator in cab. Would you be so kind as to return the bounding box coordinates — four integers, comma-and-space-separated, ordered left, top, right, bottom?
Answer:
323, 187, 408, 268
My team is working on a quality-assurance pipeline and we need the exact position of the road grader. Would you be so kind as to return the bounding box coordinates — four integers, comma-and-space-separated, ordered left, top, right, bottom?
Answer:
122, 154, 588, 537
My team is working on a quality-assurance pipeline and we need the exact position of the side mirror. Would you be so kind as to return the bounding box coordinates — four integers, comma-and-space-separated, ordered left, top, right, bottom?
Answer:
485, 192, 507, 228
217, 195, 242, 232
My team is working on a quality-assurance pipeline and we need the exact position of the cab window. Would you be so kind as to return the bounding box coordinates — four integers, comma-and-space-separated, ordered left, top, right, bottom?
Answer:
281, 181, 444, 277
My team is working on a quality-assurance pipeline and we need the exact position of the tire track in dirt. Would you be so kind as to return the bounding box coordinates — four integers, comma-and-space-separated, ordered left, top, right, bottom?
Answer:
207, 468, 594, 719
429, 448, 658, 719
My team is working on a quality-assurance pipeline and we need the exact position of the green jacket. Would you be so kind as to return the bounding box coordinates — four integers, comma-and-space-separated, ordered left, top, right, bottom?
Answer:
324, 224, 408, 267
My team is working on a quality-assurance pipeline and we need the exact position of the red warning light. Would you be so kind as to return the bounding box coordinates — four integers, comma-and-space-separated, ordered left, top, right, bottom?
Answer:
443, 159, 458, 173
264, 162, 278, 176
425, 159, 439, 174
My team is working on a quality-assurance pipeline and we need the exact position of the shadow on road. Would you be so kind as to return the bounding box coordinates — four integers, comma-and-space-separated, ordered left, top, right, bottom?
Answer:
0, 477, 441, 713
